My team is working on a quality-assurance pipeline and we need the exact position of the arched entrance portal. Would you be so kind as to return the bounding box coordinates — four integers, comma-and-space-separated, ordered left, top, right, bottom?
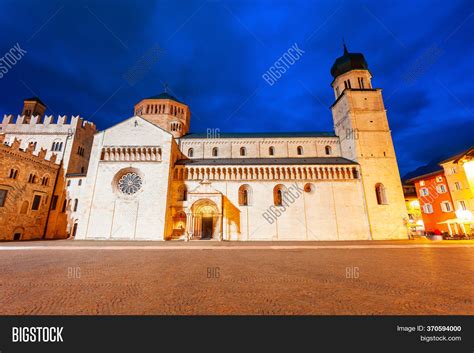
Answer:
190, 199, 221, 240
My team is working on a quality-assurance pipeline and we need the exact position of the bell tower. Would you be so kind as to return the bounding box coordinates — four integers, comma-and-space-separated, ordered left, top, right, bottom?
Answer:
330, 44, 408, 239
133, 91, 190, 138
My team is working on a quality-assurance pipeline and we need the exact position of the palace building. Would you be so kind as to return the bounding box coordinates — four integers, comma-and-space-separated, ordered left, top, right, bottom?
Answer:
0, 135, 60, 240
73, 46, 408, 241
0, 99, 96, 240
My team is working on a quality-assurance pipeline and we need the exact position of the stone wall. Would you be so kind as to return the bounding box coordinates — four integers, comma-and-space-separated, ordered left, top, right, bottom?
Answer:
0, 135, 59, 240
75, 117, 174, 240
179, 136, 341, 159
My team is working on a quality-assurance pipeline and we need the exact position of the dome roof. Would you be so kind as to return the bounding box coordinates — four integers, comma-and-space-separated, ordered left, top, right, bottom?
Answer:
145, 92, 183, 104
330, 44, 368, 78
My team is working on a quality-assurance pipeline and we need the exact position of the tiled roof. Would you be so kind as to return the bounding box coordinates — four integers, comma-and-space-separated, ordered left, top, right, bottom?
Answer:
180, 132, 337, 139
144, 92, 183, 104
24, 97, 46, 106
175, 157, 357, 166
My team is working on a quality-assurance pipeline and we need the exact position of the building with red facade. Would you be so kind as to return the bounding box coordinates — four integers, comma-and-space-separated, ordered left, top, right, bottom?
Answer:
408, 169, 456, 234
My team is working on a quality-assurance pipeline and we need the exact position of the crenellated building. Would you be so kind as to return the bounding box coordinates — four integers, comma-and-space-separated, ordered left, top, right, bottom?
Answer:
0, 135, 59, 240
0, 98, 96, 239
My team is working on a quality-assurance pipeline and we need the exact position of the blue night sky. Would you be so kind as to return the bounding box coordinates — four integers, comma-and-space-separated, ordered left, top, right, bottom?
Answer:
0, 0, 473, 176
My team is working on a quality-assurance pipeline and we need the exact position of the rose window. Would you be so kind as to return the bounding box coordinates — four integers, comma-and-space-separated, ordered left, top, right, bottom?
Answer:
118, 173, 142, 195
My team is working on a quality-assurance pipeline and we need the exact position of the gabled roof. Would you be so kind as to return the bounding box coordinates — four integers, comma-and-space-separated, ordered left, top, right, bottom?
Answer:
405, 168, 444, 183
97, 115, 172, 137
180, 132, 337, 139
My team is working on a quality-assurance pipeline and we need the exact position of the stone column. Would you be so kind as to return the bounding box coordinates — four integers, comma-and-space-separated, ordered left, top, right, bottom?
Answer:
185, 212, 192, 239
217, 214, 223, 241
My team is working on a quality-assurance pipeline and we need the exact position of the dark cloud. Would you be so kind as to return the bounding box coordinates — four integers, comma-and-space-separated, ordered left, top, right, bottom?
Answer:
0, 0, 473, 175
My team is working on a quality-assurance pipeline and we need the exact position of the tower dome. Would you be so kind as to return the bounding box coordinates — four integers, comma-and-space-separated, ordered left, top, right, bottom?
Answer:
134, 90, 190, 138
145, 92, 183, 103
330, 44, 369, 78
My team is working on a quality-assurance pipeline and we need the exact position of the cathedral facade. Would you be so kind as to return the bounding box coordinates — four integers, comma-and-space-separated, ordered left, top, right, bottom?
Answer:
75, 47, 408, 241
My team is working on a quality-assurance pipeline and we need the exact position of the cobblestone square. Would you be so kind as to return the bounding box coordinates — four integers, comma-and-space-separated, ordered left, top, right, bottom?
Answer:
0, 240, 473, 315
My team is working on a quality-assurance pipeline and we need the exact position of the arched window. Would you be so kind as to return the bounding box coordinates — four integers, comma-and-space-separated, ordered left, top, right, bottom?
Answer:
240, 147, 246, 156
188, 148, 194, 157
238, 184, 251, 206
297, 146, 303, 155
178, 185, 187, 201
212, 147, 218, 157
325, 146, 332, 155
73, 199, 78, 212
269, 146, 275, 156
9, 169, 18, 179
375, 183, 388, 205
273, 185, 285, 206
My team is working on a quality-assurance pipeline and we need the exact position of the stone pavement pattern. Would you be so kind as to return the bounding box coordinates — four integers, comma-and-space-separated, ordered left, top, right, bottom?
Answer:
0, 240, 473, 315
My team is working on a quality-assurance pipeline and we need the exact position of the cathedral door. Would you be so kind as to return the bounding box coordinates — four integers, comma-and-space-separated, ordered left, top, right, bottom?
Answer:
201, 217, 213, 239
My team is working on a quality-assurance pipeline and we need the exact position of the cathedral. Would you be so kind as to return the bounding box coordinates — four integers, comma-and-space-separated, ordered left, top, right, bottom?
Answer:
0, 47, 408, 241
75, 46, 408, 241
